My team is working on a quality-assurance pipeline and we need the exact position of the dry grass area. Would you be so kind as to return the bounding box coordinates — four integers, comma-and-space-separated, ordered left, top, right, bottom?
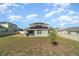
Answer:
0, 34, 79, 56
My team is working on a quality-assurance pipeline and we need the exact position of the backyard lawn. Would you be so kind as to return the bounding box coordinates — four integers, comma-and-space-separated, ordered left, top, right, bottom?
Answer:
0, 34, 79, 56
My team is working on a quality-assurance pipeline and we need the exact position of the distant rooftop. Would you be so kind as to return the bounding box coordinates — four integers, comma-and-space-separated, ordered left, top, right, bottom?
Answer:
0, 22, 9, 24
0, 22, 17, 26
63, 27, 79, 32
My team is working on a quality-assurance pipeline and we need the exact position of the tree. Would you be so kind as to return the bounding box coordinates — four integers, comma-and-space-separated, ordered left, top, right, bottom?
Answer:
49, 28, 58, 46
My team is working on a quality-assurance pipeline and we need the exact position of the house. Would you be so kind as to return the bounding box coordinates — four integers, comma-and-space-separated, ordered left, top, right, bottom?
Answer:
0, 22, 19, 36
18, 28, 26, 35
64, 27, 79, 35
58, 27, 79, 35
26, 23, 49, 37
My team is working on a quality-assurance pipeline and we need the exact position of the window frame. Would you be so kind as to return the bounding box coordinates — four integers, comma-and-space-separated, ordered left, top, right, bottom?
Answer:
37, 30, 42, 34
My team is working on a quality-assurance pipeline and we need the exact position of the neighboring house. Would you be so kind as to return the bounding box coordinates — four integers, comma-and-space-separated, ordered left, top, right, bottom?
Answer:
19, 28, 26, 35
57, 27, 79, 41
58, 27, 79, 35
0, 22, 19, 36
26, 23, 49, 37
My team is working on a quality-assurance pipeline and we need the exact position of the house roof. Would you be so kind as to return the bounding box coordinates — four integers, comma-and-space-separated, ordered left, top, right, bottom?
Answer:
25, 28, 49, 31
63, 27, 79, 32
27, 22, 49, 30
0, 22, 11, 24
29, 26, 48, 29
0, 22, 17, 26
30, 22, 48, 25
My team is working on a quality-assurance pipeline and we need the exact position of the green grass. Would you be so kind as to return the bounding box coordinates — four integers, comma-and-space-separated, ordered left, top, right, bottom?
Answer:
0, 34, 79, 56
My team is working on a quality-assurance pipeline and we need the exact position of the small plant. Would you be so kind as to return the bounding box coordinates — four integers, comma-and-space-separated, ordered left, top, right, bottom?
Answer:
49, 28, 58, 46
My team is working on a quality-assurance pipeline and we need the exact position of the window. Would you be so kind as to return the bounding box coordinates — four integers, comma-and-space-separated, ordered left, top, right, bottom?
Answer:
4, 30, 8, 32
37, 30, 41, 34
9, 26, 12, 27
14, 30, 17, 32
76, 32, 79, 34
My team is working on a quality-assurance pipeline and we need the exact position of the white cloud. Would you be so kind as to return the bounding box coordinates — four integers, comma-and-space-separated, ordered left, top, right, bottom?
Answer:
0, 4, 8, 13
52, 19, 57, 23
53, 3, 70, 8
58, 15, 71, 23
8, 14, 38, 23
26, 14, 38, 19
67, 10, 75, 15
8, 15, 22, 21
44, 8, 49, 12
45, 11, 57, 18
59, 23, 65, 27
45, 9, 63, 18
2, 3, 20, 7
45, 3, 79, 28
22, 3, 32, 6
57, 15, 79, 27
45, 3, 71, 18
0, 3, 20, 14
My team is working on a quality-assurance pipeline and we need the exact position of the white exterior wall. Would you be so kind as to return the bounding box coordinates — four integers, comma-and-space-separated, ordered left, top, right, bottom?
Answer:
58, 31, 68, 34
34, 30, 48, 37
0, 28, 6, 35
0, 24, 18, 36
70, 32, 77, 35
58, 31, 79, 35
57, 31, 79, 41
1, 24, 8, 28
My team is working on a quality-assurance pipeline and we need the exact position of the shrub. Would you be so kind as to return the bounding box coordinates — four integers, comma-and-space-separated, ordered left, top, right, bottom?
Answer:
49, 29, 58, 46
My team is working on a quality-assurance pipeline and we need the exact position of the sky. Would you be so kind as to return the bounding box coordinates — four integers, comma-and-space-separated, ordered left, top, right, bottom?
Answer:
0, 3, 79, 29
